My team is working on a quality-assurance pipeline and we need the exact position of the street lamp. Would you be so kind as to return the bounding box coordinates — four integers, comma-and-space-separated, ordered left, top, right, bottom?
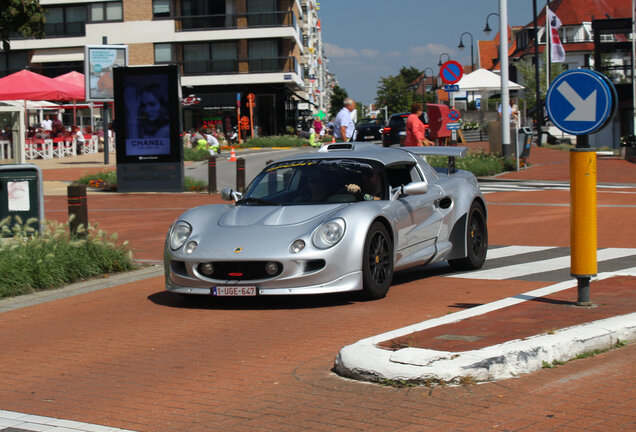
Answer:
483, 12, 499, 35
437, 52, 451, 66
458, 32, 474, 71
424, 67, 435, 77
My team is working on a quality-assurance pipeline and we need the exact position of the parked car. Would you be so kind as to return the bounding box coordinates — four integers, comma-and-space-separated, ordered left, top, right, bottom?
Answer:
382, 112, 429, 147
355, 117, 385, 142
165, 142, 487, 300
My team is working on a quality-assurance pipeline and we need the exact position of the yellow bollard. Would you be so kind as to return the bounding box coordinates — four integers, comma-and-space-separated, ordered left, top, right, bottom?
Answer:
570, 148, 597, 304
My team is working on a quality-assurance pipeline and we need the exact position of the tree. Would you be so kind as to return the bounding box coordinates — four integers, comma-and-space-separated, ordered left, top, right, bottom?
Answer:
398, 66, 422, 86
0, 0, 47, 52
515, 60, 566, 110
375, 66, 431, 115
328, 85, 348, 118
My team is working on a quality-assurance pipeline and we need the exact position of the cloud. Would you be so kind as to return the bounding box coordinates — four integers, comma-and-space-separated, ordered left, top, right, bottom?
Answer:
407, 43, 454, 58
323, 42, 359, 58
360, 49, 380, 58
387, 51, 401, 58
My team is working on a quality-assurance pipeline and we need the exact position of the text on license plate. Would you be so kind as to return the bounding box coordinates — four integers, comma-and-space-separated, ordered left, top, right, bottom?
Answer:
213, 286, 256, 296
399, 131, 406, 136
365, 135, 374, 139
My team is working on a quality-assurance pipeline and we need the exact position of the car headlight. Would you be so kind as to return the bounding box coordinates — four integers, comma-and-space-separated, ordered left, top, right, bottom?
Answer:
169, 221, 192, 250
312, 218, 346, 249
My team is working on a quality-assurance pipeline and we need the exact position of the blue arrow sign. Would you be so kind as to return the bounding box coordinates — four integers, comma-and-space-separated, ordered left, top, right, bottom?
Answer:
546, 69, 614, 135
446, 122, 461, 130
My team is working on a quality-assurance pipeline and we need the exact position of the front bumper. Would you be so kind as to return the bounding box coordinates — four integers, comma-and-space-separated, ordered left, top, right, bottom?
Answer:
166, 270, 363, 295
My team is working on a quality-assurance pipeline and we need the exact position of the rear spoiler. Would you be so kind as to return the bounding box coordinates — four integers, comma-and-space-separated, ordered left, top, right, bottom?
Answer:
402, 146, 467, 174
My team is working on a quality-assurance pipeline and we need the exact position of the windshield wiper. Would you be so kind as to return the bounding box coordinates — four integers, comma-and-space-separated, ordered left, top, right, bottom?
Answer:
236, 197, 280, 206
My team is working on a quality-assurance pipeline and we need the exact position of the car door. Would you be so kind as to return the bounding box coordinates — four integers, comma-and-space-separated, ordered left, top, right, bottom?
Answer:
387, 163, 444, 268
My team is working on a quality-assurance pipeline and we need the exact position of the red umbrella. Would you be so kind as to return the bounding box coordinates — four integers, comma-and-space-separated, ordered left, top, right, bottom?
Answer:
53, 71, 86, 126
53, 71, 85, 100
0, 69, 83, 101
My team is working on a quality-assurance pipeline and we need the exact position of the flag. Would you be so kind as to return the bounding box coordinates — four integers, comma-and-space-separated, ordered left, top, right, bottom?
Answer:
547, 7, 566, 63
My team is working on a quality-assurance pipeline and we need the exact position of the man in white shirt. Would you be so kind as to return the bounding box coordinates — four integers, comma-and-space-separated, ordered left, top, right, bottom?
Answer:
40, 115, 53, 132
333, 98, 356, 142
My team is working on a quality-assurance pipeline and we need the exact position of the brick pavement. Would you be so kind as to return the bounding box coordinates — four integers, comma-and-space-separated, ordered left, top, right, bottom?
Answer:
0, 145, 634, 431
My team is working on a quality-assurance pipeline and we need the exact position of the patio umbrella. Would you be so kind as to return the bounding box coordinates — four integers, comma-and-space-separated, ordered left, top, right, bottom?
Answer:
0, 69, 83, 101
53, 71, 86, 125
456, 68, 524, 92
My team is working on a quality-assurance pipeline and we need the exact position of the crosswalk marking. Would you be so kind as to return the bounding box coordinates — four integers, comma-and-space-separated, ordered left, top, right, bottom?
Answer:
450, 247, 636, 280
484, 245, 556, 260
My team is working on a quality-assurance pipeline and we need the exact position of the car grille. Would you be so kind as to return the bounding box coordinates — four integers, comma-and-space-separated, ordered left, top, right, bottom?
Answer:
197, 261, 283, 280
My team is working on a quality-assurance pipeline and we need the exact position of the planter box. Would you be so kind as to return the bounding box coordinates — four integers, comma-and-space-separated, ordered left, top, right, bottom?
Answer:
462, 129, 488, 142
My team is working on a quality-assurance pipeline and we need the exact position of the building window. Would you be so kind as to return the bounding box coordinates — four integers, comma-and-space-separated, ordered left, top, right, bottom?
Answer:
247, 0, 279, 26
0, 51, 29, 76
182, 42, 237, 74
89, 2, 123, 23
44, 5, 86, 37
153, 0, 171, 18
154, 43, 173, 63
248, 39, 280, 72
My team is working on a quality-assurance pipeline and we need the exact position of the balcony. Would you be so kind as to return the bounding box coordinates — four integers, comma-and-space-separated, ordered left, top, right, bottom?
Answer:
175, 11, 297, 32
181, 56, 298, 76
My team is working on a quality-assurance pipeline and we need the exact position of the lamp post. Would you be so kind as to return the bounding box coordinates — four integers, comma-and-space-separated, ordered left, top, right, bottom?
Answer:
498, 0, 511, 159
458, 32, 474, 71
424, 67, 435, 90
483, 12, 499, 34
438, 52, 451, 66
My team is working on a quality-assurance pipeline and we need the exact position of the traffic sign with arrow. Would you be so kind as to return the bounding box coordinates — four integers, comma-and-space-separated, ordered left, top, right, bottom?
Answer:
546, 69, 616, 135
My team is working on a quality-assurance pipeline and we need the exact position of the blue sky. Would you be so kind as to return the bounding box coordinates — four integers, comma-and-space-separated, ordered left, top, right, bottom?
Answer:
319, 0, 542, 105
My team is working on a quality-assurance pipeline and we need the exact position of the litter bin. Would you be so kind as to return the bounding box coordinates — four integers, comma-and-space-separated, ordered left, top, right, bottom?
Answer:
517, 127, 533, 159
0, 164, 44, 236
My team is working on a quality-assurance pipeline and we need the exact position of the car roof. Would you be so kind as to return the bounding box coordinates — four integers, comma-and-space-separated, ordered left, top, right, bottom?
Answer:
275, 142, 419, 166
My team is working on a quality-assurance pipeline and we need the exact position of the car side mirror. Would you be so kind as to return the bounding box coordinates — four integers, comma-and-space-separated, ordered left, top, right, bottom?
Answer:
221, 188, 242, 202
390, 181, 429, 200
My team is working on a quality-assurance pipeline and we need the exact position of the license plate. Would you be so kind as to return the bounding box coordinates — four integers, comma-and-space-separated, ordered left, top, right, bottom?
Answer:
213, 286, 256, 296
365, 135, 374, 139
399, 131, 406, 136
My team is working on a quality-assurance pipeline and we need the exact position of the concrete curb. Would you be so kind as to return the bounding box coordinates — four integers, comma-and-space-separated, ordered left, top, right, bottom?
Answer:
334, 270, 636, 386
0, 265, 164, 313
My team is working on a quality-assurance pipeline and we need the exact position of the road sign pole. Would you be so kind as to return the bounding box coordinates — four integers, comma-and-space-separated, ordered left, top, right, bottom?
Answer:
570, 144, 597, 306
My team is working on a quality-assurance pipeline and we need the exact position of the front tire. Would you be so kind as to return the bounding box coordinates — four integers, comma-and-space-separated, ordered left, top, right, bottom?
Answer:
449, 202, 488, 270
362, 222, 394, 300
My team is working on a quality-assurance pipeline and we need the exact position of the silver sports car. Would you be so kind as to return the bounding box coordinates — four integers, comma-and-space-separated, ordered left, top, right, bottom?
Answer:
165, 142, 487, 300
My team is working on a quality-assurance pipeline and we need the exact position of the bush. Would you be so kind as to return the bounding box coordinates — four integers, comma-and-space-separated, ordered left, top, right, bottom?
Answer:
243, 135, 309, 148
184, 147, 212, 161
0, 216, 134, 298
427, 150, 514, 177
74, 170, 206, 192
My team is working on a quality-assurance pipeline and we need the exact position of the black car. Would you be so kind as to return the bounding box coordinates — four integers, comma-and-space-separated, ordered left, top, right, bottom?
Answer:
382, 112, 429, 147
355, 118, 385, 142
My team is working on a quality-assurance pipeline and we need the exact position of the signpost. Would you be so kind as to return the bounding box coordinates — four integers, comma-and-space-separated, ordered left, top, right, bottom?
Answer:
439, 61, 464, 85
439, 61, 464, 144
247, 93, 255, 138
546, 69, 617, 306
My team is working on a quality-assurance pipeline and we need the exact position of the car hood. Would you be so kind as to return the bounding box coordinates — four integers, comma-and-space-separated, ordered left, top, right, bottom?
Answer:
219, 203, 346, 227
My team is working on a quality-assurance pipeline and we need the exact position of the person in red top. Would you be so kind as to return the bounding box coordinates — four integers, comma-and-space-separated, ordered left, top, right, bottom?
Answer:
404, 102, 430, 146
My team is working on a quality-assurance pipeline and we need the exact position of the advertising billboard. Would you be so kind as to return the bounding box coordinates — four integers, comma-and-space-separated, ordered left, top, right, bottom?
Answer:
113, 65, 183, 192
85, 45, 128, 101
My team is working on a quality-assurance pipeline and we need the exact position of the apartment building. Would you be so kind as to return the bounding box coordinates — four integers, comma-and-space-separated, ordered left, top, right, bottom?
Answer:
1, 0, 331, 135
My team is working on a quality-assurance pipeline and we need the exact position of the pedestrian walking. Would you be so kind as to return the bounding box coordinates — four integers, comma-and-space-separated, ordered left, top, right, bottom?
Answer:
333, 98, 356, 142
405, 102, 430, 146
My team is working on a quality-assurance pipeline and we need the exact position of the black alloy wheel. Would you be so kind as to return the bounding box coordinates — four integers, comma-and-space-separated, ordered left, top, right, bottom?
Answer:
449, 202, 488, 270
362, 222, 394, 299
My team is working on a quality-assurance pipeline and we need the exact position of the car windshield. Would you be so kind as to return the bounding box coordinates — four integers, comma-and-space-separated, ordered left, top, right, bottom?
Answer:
358, 118, 383, 126
240, 158, 387, 205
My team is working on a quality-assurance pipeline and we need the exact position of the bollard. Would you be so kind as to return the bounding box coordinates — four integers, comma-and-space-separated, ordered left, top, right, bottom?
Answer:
570, 146, 597, 306
236, 157, 246, 192
67, 185, 88, 238
207, 155, 217, 194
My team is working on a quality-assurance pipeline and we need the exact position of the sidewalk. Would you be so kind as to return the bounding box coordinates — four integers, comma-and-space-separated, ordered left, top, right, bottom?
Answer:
17, 144, 636, 389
